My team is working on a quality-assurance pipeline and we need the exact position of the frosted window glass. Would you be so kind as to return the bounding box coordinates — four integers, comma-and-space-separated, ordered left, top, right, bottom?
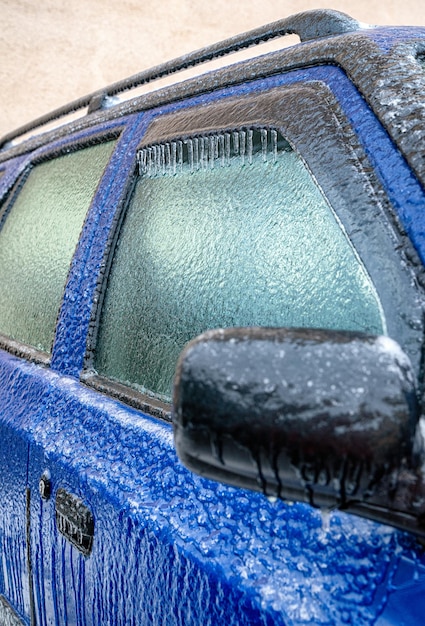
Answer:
0, 140, 116, 352
95, 131, 384, 399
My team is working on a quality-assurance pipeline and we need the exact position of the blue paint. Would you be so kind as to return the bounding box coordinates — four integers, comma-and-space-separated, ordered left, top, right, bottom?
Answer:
3, 349, 422, 624
367, 26, 425, 52
2, 29, 425, 625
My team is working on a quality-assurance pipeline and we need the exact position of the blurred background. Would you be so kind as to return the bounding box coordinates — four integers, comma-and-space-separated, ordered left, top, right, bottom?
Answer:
0, 0, 423, 139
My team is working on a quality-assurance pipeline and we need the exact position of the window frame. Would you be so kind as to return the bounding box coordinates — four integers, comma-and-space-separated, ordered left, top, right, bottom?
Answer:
82, 81, 425, 420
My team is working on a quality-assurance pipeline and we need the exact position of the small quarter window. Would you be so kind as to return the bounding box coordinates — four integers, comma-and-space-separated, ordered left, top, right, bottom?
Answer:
0, 140, 116, 353
95, 129, 384, 400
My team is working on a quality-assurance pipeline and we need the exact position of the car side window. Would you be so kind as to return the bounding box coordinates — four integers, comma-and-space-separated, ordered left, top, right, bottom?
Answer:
0, 140, 116, 354
94, 128, 384, 400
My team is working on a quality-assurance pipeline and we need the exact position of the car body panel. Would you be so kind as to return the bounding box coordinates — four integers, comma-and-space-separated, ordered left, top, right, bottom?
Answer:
1, 349, 424, 625
0, 355, 33, 623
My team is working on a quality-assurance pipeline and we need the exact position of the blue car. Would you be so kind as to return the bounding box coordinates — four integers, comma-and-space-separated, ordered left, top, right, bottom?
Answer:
1, 9, 425, 625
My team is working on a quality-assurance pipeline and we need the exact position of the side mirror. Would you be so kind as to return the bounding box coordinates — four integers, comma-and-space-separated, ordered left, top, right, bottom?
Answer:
173, 327, 425, 536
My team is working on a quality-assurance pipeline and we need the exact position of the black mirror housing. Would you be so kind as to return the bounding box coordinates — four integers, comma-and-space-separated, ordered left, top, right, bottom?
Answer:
173, 327, 425, 536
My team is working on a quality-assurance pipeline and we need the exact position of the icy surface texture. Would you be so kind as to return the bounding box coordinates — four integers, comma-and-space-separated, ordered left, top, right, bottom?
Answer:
1, 29, 425, 624
6, 356, 422, 626
95, 129, 383, 397
0, 140, 115, 352
0, 381, 30, 621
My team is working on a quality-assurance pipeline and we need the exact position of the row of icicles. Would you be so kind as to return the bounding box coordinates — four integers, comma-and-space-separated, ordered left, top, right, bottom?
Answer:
137, 128, 288, 177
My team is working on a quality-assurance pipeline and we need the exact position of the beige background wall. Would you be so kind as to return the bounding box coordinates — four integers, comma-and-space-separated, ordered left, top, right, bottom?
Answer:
0, 0, 424, 139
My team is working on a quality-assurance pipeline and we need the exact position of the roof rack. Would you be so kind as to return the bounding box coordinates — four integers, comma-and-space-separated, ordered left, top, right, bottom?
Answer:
0, 9, 361, 150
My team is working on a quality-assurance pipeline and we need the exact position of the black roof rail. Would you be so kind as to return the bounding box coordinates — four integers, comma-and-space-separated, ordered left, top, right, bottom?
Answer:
0, 9, 361, 150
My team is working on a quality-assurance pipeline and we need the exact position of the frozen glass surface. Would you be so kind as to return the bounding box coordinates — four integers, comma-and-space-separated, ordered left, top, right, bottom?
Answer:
96, 130, 384, 399
0, 140, 116, 352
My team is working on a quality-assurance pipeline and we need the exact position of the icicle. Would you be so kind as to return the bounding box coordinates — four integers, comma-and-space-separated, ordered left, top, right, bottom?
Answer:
151, 145, 156, 177
165, 143, 171, 175
233, 131, 239, 156
271, 130, 278, 163
321, 509, 331, 534
215, 135, 219, 160
247, 129, 253, 165
150, 146, 156, 177
217, 134, 224, 167
170, 142, 176, 175
177, 140, 183, 173
137, 149, 147, 175
160, 143, 166, 175
143, 148, 148, 175
193, 137, 199, 171
147, 147, 153, 177
224, 133, 231, 166
209, 135, 215, 169
261, 129, 268, 162
153, 145, 160, 177
200, 136, 206, 170
240, 130, 246, 165
147, 147, 152, 177
186, 139, 194, 173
